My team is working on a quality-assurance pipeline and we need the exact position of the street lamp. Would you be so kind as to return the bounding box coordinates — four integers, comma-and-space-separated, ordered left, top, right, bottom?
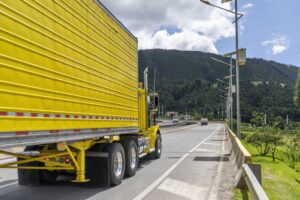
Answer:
212, 57, 234, 129
199, 0, 244, 17
211, 57, 232, 67
218, 89, 228, 94
218, 95, 228, 121
200, 0, 244, 138
216, 78, 229, 85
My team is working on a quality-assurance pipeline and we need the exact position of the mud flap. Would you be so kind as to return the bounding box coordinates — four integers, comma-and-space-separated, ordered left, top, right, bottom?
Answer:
85, 152, 110, 187
18, 160, 42, 186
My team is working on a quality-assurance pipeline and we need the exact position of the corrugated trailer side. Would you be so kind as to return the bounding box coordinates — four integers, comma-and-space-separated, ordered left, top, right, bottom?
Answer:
0, 0, 138, 134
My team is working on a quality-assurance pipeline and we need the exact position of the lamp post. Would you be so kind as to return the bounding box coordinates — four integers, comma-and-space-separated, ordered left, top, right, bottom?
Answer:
234, 0, 241, 139
200, 0, 244, 138
217, 77, 231, 124
212, 57, 234, 129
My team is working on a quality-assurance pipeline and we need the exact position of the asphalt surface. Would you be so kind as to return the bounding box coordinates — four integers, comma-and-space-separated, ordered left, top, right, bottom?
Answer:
0, 123, 235, 200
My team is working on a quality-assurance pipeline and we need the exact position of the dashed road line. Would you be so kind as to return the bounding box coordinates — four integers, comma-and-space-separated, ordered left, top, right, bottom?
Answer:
132, 125, 221, 200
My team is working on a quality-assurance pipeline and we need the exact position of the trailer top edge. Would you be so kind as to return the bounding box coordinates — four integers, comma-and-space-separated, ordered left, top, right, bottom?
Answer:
94, 0, 138, 42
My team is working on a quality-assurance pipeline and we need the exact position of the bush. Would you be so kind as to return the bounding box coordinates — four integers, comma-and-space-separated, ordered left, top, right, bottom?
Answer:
194, 113, 201, 120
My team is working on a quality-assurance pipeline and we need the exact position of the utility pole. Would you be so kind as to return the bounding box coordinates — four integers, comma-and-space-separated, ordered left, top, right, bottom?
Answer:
234, 0, 241, 139
153, 66, 156, 93
286, 115, 289, 125
200, 0, 244, 137
230, 55, 233, 130
264, 114, 267, 125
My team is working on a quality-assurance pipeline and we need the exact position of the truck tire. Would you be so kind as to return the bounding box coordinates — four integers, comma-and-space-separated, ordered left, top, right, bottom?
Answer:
123, 140, 138, 177
154, 134, 162, 159
104, 143, 125, 186
18, 146, 57, 186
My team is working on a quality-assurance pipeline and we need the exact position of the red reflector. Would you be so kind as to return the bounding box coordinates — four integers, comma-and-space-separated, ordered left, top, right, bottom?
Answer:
65, 158, 71, 164
16, 131, 29, 136
31, 113, 38, 117
0, 112, 7, 116
16, 112, 24, 116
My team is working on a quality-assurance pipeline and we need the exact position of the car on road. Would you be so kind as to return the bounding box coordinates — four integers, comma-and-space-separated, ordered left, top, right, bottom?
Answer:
172, 118, 179, 123
200, 118, 208, 125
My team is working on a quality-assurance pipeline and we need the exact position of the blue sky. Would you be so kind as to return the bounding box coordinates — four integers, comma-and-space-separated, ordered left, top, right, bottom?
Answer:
217, 0, 300, 66
102, 0, 300, 66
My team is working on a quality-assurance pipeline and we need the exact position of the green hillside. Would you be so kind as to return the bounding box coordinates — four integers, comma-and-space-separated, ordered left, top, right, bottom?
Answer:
138, 49, 300, 121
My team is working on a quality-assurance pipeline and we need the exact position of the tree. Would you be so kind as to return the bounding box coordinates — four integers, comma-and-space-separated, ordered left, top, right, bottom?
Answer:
247, 127, 272, 156
294, 69, 300, 107
247, 126, 283, 161
286, 134, 300, 164
272, 116, 285, 130
269, 129, 283, 162
250, 111, 265, 127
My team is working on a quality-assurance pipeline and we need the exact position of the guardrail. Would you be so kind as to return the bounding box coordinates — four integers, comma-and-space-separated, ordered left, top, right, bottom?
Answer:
243, 164, 269, 200
225, 124, 269, 200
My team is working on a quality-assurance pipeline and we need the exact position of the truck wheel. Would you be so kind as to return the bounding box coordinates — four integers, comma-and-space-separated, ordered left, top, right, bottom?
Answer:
123, 140, 138, 177
104, 143, 125, 186
154, 134, 162, 159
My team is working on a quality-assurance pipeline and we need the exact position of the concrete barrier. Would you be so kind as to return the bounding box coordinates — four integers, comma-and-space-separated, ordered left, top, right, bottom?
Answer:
225, 124, 252, 185
225, 124, 269, 200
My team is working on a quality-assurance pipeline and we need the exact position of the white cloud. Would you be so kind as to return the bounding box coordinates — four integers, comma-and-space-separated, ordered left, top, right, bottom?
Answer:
239, 3, 253, 34
262, 35, 289, 55
143, 29, 218, 53
271, 45, 287, 55
100, 0, 236, 53
242, 3, 254, 10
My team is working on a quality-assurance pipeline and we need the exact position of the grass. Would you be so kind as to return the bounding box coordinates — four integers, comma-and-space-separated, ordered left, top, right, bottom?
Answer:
234, 142, 300, 200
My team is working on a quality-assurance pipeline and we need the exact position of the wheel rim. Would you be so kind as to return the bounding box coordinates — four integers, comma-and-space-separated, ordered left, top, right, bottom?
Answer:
113, 151, 123, 177
130, 146, 137, 169
157, 137, 162, 154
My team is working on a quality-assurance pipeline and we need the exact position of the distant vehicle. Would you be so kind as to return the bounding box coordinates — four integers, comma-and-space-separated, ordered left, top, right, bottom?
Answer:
184, 115, 191, 120
200, 118, 209, 125
173, 118, 179, 123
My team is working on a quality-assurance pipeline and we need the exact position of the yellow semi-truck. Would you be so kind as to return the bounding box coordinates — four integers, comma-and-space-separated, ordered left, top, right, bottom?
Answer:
0, 0, 161, 186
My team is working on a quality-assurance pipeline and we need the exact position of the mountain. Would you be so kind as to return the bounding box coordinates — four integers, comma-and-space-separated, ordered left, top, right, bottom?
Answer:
138, 49, 300, 122
138, 49, 297, 85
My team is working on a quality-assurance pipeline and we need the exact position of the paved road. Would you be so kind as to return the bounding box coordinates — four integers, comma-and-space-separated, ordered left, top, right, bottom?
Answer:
0, 123, 235, 200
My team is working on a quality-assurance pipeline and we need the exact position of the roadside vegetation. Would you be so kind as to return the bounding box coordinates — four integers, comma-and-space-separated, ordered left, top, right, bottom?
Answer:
234, 112, 300, 200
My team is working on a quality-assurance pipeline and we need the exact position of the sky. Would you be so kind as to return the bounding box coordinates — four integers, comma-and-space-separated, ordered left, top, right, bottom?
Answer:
101, 0, 300, 66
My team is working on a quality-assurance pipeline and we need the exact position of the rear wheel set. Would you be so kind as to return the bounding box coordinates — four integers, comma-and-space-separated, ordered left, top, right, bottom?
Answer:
86, 139, 138, 187
18, 138, 150, 187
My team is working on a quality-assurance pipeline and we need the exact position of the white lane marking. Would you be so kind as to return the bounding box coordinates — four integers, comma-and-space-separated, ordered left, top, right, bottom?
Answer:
195, 148, 215, 152
0, 181, 17, 189
132, 125, 221, 200
204, 142, 221, 146
208, 126, 226, 200
158, 178, 207, 200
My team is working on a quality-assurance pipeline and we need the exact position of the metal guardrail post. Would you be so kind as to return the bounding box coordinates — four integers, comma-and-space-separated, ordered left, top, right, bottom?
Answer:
243, 164, 269, 200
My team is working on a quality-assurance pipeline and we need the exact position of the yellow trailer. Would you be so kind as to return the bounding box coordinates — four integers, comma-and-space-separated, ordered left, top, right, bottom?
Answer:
0, 0, 161, 186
